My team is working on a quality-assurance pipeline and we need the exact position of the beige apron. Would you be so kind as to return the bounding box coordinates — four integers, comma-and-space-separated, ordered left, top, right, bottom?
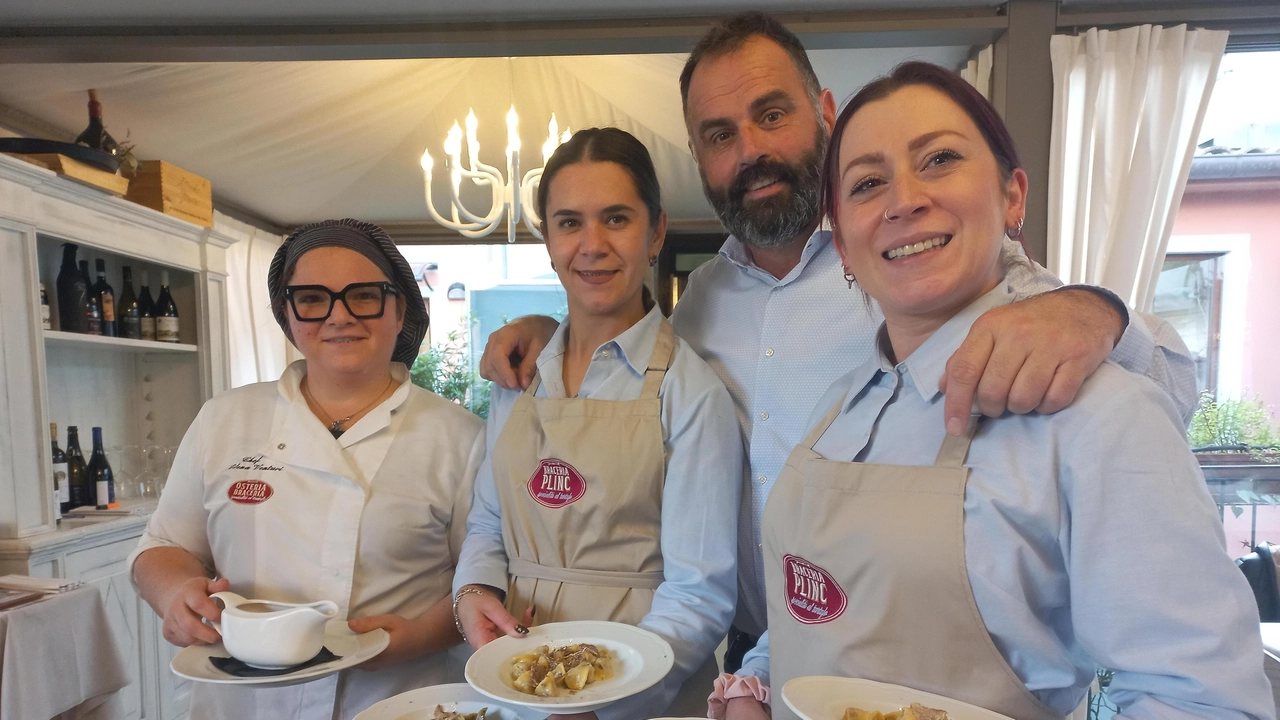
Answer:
491, 319, 716, 716
762, 406, 1063, 720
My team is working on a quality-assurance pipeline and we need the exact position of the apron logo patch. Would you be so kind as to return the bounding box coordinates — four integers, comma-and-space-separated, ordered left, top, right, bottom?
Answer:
783, 554, 847, 624
527, 458, 587, 508
227, 480, 274, 505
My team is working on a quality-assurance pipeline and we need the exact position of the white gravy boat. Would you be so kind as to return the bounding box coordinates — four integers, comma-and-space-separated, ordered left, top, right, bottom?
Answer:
211, 591, 339, 669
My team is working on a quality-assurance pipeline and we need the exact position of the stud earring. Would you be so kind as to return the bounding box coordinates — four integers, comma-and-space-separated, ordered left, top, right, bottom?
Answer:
649, 256, 658, 267
843, 268, 857, 289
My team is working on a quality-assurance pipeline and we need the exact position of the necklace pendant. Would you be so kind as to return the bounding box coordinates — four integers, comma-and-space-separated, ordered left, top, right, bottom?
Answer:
329, 419, 344, 433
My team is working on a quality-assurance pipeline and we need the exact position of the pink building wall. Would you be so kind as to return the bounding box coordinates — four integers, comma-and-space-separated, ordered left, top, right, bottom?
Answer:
1170, 181, 1280, 412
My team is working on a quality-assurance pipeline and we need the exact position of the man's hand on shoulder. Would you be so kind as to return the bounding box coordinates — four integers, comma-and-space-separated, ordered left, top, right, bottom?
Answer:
940, 287, 1126, 434
478, 315, 561, 391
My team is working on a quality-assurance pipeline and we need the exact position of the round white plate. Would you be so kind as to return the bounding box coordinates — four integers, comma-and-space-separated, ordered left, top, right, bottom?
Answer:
171, 619, 390, 689
782, 677, 1014, 720
355, 683, 541, 719
464, 620, 674, 713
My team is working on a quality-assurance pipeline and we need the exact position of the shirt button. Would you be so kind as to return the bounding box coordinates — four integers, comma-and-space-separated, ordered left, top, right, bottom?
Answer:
277, 443, 286, 450
757, 475, 766, 484
764, 348, 774, 357
760, 411, 769, 421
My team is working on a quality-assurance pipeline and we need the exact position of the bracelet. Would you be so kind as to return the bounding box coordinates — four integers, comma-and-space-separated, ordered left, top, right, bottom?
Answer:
452, 586, 490, 642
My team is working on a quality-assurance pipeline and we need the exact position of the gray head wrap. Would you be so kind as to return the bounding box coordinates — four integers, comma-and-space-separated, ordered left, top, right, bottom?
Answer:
268, 218, 428, 367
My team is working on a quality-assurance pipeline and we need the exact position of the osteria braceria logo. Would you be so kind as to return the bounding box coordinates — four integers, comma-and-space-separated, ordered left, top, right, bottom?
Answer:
527, 458, 587, 508
783, 554, 847, 624
227, 480, 274, 505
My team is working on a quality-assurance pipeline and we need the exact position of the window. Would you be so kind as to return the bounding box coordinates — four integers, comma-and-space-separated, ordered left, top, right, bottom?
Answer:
1153, 253, 1224, 397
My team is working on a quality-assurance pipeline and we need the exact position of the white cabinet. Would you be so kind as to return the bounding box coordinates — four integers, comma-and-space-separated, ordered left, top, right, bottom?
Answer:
0, 152, 239, 719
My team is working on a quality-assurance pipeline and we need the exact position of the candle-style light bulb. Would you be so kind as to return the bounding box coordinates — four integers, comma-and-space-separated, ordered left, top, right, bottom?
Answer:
542, 114, 560, 164
506, 106, 521, 156
445, 122, 463, 159
561, 128, 572, 145
465, 109, 480, 171
420, 149, 434, 177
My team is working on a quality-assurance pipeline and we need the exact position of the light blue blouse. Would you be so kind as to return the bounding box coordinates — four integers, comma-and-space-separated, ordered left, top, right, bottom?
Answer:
455, 305, 744, 720
738, 282, 1272, 720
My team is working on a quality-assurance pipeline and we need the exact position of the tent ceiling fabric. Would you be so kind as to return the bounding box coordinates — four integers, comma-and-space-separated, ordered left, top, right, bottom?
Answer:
4, 0, 1003, 25
0, 46, 968, 228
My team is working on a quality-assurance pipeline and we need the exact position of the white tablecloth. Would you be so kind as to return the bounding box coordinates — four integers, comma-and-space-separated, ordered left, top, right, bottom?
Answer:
0, 586, 129, 720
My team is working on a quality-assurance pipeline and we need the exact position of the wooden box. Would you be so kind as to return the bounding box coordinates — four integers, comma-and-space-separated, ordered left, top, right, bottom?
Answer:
4, 152, 130, 196
125, 160, 212, 228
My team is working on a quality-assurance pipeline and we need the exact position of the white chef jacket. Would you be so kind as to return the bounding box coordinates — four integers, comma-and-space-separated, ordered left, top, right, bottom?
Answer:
129, 360, 486, 720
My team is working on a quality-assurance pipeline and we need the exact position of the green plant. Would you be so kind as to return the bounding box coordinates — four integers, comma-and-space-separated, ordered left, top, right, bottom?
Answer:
1189, 392, 1280, 459
409, 321, 491, 420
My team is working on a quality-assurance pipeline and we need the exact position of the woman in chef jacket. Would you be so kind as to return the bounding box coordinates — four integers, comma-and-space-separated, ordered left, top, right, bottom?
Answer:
452, 127, 743, 719
129, 219, 485, 719
713, 63, 1272, 720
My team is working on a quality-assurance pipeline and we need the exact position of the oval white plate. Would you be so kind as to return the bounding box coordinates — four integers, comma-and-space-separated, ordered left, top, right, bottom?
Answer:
171, 619, 389, 689
465, 620, 674, 713
355, 683, 541, 719
782, 677, 1015, 720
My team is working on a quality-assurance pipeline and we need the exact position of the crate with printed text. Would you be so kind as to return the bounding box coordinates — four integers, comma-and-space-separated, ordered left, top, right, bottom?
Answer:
124, 160, 213, 228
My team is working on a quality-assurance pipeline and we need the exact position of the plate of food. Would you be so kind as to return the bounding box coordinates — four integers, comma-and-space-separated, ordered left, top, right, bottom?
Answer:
782, 677, 1014, 720
171, 619, 389, 689
464, 620, 674, 713
354, 683, 540, 719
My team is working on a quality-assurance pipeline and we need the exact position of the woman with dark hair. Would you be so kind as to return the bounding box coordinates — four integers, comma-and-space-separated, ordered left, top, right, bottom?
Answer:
714, 64, 1271, 720
130, 219, 486, 719
453, 128, 742, 718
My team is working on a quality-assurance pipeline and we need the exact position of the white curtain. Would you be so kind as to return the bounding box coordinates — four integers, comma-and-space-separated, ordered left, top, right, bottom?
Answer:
1047, 24, 1227, 311
219, 211, 292, 387
961, 45, 994, 99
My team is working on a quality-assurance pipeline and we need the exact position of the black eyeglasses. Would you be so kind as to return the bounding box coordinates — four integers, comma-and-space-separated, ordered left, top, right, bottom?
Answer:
283, 282, 399, 322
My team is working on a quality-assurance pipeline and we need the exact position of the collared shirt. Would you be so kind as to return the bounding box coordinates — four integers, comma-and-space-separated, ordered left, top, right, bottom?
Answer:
130, 361, 486, 720
736, 283, 1271, 720
455, 305, 743, 720
669, 228, 1199, 635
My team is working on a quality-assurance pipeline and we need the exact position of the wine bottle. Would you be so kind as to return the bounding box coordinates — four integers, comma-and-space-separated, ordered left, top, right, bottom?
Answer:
117, 266, 141, 339
156, 270, 180, 343
65, 426, 90, 510
50, 423, 68, 520
138, 270, 157, 341
93, 259, 117, 337
39, 282, 52, 330
74, 90, 122, 158
79, 261, 102, 335
56, 244, 89, 333
87, 427, 115, 509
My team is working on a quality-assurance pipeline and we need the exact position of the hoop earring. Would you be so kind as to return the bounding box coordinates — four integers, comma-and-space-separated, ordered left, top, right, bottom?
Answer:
1007, 216, 1025, 237
883, 209, 893, 222
843, 268, 857, 289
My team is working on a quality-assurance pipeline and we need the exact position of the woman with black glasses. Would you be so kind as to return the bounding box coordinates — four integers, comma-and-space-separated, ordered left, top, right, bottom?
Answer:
129, 219, 485, 719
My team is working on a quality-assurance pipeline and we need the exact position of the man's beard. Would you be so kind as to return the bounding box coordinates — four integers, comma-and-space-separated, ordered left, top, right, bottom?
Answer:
702, 126, 829, 250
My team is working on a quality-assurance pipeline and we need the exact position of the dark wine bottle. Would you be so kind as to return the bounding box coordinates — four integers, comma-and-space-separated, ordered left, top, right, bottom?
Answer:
92, 258, 116, 337
118, 266, 141, 339
87, 427, 115, 509
56, 244, 90, 333
79, 261, 102, 335
40, 283, 51, 330
74, 90, 122, 158
156, 270, 180, 343
138, 270, 157, 341
50, 423, 68, 520
65, 426, 90, 509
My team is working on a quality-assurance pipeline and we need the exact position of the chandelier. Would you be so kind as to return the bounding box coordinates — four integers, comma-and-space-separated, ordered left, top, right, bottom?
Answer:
421, 107, 571, 243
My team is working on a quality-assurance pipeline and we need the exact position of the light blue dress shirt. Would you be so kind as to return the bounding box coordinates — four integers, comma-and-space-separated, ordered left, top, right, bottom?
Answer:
454, 305, 743, 720
669, 229, 1199, 635
736, 282, 1272, 720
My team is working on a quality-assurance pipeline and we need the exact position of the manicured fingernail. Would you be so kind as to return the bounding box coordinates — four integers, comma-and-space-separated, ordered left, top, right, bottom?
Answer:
946, 417, 964, 436
515, 624, 529, 634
